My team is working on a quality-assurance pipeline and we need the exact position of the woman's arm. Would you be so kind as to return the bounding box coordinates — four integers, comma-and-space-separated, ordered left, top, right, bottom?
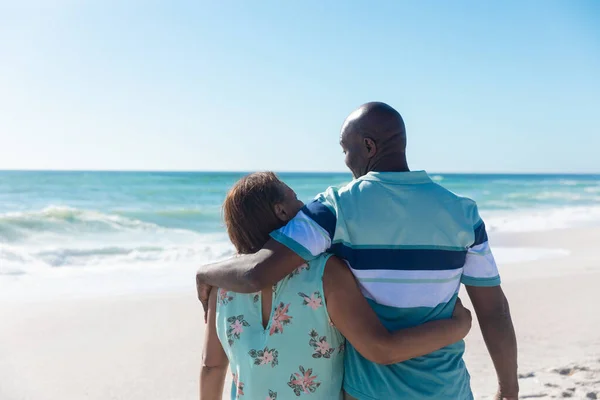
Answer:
323, 256, 472, 365
200, 288, 229, 400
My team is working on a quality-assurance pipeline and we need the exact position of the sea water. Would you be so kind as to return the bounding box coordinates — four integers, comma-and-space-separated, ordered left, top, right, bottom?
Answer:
1, 171, 598, 299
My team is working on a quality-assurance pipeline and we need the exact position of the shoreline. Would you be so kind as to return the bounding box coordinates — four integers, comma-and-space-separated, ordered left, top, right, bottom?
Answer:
0, 226, 592, 304
1, 226, 599, 399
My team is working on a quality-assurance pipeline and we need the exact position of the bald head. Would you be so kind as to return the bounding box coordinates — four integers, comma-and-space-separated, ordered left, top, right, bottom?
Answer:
341, 102, 406, 147
340, 102, 409, 178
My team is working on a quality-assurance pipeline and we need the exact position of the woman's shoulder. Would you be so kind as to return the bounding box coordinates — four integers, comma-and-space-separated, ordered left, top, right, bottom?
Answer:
308, 252, 343, 264
322, 254, 353, 281
305, 253, 346, 273
322, 254, 359, 302
323, 254, 347, 269
280, 254, 344, 286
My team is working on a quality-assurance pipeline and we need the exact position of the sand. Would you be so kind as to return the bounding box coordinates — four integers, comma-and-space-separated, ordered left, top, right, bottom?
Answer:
1, 227, 600, 400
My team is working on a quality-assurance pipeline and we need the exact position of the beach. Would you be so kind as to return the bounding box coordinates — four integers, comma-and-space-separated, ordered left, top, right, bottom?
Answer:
0, 226, 599, 400
3, 0, 598, 396
464, 228, 600, 399
1, 171, 600, 399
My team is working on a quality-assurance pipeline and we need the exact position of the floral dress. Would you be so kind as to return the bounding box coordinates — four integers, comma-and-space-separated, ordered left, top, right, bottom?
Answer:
216, 253, 345, 399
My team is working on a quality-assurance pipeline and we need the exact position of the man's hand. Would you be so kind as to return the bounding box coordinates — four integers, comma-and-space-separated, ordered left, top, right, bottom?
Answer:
467, 285, 518, 400
196, 273, 213, 323
495, 392, 518, 400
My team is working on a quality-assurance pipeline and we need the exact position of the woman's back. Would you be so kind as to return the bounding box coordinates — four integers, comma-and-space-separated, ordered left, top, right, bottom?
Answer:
216, 253, 344, 399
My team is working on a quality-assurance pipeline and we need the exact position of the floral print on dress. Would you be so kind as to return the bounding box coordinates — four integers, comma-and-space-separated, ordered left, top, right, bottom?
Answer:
288, 365, 321, 396
298, 291, 323, 310
338, 341, 345, 354
266, 390, 277, 400
227, 315, 250, 346
232, 372, 245, 396
218, 289, 234, 305
308, 329, 335, 359
269, 302, 292, 335
215, 255, 344, 399
249, 347, 279, 367
288, 263, 310, 278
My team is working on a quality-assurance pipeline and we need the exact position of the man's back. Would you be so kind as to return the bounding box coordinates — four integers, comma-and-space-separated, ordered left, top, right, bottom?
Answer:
271, 171, 500, 399
332, 171, 476, 399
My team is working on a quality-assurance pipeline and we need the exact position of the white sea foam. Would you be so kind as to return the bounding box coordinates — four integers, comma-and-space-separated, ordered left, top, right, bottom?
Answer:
0, 206, 234, 278
0, 205, 187, 242
482, 205, 600, 233
583, 186, 600, 193
0, 235, 235, 301
493, 247, 570, 265
0, 203, 596, 300
505, 191, 585, 201
558, 179, 579, 186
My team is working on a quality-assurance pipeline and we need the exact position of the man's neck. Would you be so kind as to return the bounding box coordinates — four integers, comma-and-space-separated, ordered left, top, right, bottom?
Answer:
370, 158, 410, 173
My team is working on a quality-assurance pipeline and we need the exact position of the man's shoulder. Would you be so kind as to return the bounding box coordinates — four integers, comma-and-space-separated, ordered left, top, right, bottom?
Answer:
439, 187, 482, 228
429, 182, 478, 209
312, 180, 362, 205
313, 178, 480, 217
322, 179, 362, 194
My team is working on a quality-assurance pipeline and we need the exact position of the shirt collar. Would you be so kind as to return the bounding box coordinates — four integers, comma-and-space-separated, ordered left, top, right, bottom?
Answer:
358, 170, 432, 184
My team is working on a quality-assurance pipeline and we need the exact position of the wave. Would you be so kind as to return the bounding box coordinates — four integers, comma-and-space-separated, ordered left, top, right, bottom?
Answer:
483, 205, 600, 233
38, 243, 232, 267
503, 191, 595, 202
0, 206, 235, 275
0, 206, 198, 242
558, 179, 580, 186
583, 186, 600, 193
529, 191, 585, 201
4, 203, 600, 277
117, 207, 222, 219
0, 240, 234, 275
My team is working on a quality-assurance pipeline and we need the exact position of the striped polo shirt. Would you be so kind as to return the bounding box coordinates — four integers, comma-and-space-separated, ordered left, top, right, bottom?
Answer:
270, 171, 500, 400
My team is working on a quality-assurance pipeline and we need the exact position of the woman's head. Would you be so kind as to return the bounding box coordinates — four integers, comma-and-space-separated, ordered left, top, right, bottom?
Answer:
223, 172, 304, 254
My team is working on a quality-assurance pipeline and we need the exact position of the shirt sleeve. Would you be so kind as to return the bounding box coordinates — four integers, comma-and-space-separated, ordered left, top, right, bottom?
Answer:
269, 190, 338, 261
461, 203, 501, 287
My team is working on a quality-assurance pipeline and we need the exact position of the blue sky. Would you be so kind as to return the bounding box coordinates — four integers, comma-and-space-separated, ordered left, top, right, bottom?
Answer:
1, 1, 599, 173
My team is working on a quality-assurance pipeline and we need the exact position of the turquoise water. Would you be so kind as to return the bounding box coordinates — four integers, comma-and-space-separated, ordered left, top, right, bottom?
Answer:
1, 171, 600, 278
0, 171, 351, 234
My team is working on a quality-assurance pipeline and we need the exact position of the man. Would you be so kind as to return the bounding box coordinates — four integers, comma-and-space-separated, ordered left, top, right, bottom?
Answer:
196, 102, 518, 400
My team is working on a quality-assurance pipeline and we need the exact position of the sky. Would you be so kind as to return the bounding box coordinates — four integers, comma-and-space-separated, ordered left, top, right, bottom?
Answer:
1, 1, 599, 173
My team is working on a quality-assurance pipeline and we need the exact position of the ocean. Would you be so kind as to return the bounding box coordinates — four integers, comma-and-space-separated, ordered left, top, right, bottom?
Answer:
1, 171, 599, 299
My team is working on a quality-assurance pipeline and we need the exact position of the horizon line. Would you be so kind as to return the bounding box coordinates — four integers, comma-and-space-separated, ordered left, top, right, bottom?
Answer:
1, 168, 600, 176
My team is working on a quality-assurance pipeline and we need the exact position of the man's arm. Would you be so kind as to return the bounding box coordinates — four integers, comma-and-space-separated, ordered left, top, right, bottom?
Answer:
466, 285, 518, 400
197, 200, 335, 294
461, 202, 518, 399
196, 199, 336, 315
196, 239, 306, 293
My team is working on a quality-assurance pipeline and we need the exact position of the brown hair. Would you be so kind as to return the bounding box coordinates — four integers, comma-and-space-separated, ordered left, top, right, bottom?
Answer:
223, 172, 286, 254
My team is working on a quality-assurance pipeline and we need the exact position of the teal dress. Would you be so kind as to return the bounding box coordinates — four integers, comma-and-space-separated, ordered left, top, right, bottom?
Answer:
216, 254, 345, 399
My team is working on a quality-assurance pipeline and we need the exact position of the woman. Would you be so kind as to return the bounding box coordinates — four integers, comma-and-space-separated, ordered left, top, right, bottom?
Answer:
200, 172, 471, 400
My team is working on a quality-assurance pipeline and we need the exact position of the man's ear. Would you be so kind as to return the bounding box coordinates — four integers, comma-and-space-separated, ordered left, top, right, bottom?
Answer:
274, 203, 287, 221
364, 137, 377, 157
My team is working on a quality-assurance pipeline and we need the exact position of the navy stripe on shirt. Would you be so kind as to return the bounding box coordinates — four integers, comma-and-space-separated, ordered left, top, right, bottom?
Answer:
301, 201, 336, 239
330, 243, 467, 271
472, 221, 489, 247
